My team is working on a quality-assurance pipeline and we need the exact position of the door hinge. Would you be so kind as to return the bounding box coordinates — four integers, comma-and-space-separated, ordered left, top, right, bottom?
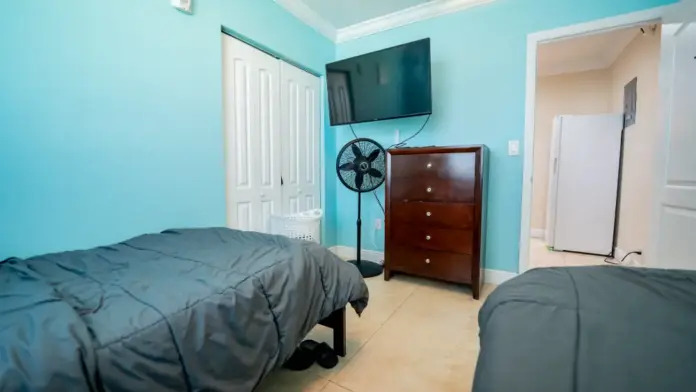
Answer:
281, 176, 284, 186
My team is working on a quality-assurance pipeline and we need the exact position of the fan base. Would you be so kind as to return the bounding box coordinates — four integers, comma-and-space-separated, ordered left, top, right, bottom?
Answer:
348, 260, 383, 278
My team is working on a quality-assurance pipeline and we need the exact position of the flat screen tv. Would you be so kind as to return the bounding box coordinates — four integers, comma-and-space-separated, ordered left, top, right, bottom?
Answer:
326, 38, 431, 126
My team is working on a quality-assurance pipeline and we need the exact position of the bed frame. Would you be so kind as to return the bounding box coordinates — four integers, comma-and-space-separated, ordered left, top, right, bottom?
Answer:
318, 307, 346, 357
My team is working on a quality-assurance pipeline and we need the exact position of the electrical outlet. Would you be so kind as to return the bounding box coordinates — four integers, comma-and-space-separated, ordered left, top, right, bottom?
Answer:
508, 140, 520, 156
375, 218, 382, 230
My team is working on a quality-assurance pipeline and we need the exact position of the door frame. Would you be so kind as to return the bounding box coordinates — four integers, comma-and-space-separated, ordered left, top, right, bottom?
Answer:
518, 5, 679, 274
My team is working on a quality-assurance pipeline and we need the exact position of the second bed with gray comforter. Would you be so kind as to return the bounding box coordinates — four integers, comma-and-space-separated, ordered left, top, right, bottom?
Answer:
474, 266, 696, 392
0, 228, 369, 392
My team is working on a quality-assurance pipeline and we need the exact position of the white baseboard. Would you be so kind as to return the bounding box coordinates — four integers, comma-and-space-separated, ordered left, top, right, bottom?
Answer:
530, 228, 546, 239
329, 246, 385, 265
614, 246, 644, 267
329, 246, 517, 285
484, 269, 518, 285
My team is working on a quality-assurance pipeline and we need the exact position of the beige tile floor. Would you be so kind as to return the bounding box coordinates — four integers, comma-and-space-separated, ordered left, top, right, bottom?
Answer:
256, 276, 495, 392
528, 238, 609, 268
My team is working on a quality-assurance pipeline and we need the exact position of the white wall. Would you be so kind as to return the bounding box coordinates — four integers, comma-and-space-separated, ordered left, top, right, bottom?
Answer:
532, 69, 614, 231
611, 28, 661, 256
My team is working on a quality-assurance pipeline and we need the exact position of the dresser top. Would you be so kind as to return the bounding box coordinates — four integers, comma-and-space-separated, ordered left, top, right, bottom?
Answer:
387, 145, 486, 155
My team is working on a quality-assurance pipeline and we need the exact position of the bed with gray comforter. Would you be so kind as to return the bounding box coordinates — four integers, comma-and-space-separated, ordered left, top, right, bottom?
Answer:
474, 266, 696, 392
0, 228, 369, 392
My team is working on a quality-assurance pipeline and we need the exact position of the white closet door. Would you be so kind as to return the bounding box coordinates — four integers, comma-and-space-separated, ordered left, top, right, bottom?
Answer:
280, 62, 322, 214
222, 35, 282, 232
649, 22, 696, 269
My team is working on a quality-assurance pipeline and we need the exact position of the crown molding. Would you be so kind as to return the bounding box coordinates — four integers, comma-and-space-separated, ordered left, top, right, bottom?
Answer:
274, 0, 337, 42
336, 0, 495, 43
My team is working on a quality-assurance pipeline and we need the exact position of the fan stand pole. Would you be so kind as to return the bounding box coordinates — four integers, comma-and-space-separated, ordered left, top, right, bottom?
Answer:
349, 192, 384, 278
356, 191, 362, 265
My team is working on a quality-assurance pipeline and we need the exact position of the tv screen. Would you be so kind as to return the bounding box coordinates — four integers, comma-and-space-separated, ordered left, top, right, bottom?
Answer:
326, 38, 431, 126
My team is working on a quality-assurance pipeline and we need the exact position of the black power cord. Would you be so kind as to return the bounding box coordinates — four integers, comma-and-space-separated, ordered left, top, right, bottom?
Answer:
388, 114, 431, 149
374, 192, 385, 214
349, 124, 358, 139
348, 115, 431, 216
605, 250, 642, 265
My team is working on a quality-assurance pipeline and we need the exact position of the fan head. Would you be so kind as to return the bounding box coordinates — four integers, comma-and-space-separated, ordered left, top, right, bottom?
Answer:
336, 138, 386, 193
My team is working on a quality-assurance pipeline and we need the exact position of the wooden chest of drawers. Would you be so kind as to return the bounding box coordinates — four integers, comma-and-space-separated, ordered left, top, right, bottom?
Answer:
384, 146, 488, 299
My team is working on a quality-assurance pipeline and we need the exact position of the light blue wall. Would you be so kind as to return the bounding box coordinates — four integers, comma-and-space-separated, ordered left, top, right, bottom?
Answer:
332, 0, 675, 272
220, 1, 333, 75
0, 0, 336, 259
1, 0, 672, 263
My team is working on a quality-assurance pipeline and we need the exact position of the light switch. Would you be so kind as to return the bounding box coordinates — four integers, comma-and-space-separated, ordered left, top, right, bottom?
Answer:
508, 140, 520, 156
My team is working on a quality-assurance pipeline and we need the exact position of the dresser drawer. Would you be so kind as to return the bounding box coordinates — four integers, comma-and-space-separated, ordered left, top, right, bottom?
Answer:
390, 202, 475, 229
390, 152, 476, 180
391, 226, 474, 254
389, 178, 475, 203
388, 246, 472, 284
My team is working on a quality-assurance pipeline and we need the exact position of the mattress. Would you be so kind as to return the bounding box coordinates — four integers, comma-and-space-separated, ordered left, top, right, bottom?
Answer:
474, 266, 696, 392
0, 228, 369, 392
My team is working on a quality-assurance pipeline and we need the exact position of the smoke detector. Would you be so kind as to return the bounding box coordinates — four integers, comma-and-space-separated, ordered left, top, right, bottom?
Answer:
171, 0, 192, 14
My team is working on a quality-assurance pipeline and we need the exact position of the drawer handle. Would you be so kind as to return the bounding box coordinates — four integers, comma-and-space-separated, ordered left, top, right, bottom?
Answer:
426, 211, 432, 217
426, 235, 431, 241
426, 163, 432, 169
426, 187, 432, 193
425, 258, 431, 264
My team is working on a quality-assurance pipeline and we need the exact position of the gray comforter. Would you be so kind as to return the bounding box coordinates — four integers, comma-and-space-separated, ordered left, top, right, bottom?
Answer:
474, 266, 696, 392
0, 228, 369, 392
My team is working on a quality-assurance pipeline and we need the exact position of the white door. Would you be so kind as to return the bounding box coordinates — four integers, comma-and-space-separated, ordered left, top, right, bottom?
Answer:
222, 35, 282, 232
552, 114, 624, 255
280, 62, 322, 214
544, 116, 562, 247
649, 19, 696, 269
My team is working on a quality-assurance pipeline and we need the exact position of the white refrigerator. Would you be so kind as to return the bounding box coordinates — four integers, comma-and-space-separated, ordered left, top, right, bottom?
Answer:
545, 114, 624, 255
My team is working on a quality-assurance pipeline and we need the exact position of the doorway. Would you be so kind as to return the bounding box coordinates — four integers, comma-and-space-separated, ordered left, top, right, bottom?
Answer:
528, 24, 660, 269
518, 6, 676, 273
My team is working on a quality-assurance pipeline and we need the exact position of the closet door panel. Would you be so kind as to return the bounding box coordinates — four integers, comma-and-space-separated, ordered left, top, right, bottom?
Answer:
256, 62, 282, 232
223, 35, 281, 233
281, 62, 321, 216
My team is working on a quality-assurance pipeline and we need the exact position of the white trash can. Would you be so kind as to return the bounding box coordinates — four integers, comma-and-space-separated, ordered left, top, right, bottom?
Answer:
269, 209, 322, 243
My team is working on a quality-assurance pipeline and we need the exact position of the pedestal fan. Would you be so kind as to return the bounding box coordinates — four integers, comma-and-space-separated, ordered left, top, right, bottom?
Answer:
336, 138, 387, 278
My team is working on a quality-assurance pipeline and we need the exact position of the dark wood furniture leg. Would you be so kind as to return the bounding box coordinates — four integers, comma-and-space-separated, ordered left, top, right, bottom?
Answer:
318, 307, 347, 357
472, 282, 480, 300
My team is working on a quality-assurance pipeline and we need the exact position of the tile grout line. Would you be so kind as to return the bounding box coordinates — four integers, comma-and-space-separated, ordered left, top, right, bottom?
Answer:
329, 287, 419, 385
326, 381, 354, 392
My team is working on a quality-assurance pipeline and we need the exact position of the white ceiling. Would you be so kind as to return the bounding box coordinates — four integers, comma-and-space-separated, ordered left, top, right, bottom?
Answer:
537, 27, 641, 76
298, 0, 434, 28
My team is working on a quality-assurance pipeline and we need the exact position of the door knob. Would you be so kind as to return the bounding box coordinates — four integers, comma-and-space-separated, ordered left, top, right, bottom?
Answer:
426, 187, 432, 193
426, 235, 431, 241
426, 211, 431, 217
426, 163, 432, 169
425, 258, 431, 264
